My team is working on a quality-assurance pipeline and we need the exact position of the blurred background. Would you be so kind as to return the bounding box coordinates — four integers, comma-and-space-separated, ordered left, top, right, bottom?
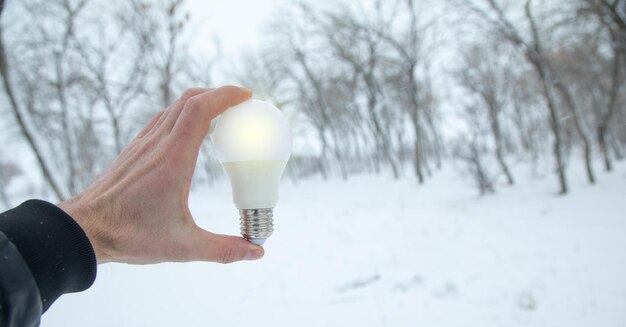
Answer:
1, 0, 625, 326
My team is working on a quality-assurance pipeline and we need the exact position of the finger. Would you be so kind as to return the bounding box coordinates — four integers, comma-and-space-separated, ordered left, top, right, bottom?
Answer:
189, 227, 264, 263
101, 110, 167, 179
149, 101, 177, 135
170, 85, 252, 157
144, 88, 213, 140
158, 87, 214, 135
135, 110, 165, 139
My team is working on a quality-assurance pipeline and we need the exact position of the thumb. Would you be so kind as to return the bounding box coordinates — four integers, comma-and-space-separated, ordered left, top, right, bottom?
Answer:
189, 227, 264, 263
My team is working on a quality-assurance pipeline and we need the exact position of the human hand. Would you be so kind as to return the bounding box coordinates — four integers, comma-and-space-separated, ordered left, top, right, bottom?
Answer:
58, 86, 264, 264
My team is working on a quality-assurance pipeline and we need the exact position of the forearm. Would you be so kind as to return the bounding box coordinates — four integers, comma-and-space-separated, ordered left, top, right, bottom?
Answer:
0, 200, 97, 315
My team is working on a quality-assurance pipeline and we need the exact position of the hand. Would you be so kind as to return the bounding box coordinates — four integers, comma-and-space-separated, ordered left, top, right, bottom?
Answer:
59, 86, 264, 264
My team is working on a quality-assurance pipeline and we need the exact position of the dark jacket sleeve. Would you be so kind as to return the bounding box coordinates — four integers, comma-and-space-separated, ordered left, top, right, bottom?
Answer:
0, 200, 97, 326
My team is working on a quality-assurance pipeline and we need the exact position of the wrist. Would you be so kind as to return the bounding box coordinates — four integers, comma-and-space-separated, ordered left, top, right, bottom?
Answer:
58, 197, 115, 264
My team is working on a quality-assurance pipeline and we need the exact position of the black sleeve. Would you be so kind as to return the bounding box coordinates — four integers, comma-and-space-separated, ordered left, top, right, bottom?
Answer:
0, 200, 97, 326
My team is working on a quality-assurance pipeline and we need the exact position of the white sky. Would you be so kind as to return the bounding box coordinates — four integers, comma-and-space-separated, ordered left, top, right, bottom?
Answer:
186, 0, 279, 58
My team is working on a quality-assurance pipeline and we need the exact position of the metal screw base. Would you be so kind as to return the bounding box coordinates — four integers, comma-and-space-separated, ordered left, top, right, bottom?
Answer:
240, 208, 274, 243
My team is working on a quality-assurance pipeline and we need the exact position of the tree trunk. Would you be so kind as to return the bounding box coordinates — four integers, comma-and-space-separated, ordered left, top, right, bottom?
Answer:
487, 98, 514, 185
598, 125, 612, 171
495, 144, 514, 185
364, 75, 400, 179
610, 129, 624, 160
597, 51, 622, 171
534, 61, 568, 194
112, 116, 123, 155
104, 98, 124, 154
407, 63, 424, 183
54, 52, 78, 195
317, 126, 329, 180
369, 105, 400, 179
527, 1, 567, 191
411, 112, 425, 183
553, 81, 595, 184
328, 123, 349, 181
526, 0, 588, 187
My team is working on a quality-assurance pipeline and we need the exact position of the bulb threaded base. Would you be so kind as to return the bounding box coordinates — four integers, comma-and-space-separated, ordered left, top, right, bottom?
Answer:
240, 208, 274, 244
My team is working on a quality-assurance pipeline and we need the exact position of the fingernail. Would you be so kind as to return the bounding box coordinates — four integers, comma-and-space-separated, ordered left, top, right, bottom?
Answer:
244, 248, 263, 261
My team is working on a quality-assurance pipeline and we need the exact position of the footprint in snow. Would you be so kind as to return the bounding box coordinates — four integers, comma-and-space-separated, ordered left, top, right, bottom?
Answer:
336, 274, 381, 293
432, 281, 458, 298
392, 274, 423, 292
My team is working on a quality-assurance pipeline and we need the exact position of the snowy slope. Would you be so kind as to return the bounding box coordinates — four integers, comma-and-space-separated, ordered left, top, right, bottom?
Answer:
42, 162, 626, 327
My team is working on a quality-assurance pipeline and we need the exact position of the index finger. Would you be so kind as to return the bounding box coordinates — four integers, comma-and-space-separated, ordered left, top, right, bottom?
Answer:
169, 85, 252, 159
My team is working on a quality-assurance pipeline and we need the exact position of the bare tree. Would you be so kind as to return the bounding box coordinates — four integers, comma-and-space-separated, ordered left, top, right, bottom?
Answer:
260, 0, 447, 181
75, 0, 153, 153
0, 2, 65, 200
523, 0, 596, 185
456, 43, 515, 185
454, 136, 496, 195
510, 69, 550, 176
457, 0, 574, 193
452, 104, 496, 195
367, 0, 440, 183
265, 3, 358, 180
151, 0, 189, 108
377, 0, 425, 182
3, 0, 177, 198
578, 0, 626, 171
11, 0, 107, 196
324, 5, 403, 179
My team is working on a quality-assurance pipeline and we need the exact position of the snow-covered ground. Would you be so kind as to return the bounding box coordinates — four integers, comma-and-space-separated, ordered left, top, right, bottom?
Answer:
43, 162, 626, 327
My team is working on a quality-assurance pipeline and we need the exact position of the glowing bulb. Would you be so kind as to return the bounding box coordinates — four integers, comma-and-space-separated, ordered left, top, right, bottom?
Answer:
211, 99, 292, 245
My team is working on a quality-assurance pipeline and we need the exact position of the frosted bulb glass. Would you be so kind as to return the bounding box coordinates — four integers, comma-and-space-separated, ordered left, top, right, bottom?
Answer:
211, 99, 292, 245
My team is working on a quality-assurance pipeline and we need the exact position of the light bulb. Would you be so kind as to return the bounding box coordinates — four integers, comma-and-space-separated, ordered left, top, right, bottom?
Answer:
211, 99, 292, 245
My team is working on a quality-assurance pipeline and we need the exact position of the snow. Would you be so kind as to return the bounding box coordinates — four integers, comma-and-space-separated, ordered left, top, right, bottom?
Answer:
42, 162, 626, 327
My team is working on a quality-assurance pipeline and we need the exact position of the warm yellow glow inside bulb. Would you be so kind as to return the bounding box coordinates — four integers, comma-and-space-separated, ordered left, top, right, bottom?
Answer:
229, 115, 278, 158
212, 99, 292, 163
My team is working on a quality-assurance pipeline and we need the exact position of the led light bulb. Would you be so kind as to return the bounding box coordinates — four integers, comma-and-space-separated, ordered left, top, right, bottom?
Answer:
211, 99, 292, 245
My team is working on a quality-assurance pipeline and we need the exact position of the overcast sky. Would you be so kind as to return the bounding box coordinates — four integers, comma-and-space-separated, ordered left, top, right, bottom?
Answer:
186, 0, 279, 57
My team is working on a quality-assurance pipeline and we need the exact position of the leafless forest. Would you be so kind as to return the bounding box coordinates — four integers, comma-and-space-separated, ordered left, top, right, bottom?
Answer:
0, 0, 624, 206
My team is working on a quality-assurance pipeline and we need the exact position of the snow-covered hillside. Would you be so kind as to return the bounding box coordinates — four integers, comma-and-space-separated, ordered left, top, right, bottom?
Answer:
43, 162, 626, 327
